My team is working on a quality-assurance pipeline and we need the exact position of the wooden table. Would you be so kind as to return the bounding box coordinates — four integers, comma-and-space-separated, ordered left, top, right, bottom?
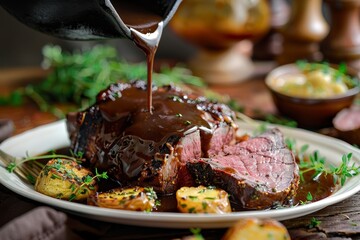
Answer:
0, 64, 360, 239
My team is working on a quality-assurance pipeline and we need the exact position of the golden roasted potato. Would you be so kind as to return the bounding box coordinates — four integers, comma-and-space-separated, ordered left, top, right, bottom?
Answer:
88, 187, 158, 212
35, 158, 97, 201
222, 218, 291, 240
176, 186, 231, 214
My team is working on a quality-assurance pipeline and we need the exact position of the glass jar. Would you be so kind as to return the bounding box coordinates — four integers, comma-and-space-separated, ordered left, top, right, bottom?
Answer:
170, 0, 270, 50
169, 0, 270, 84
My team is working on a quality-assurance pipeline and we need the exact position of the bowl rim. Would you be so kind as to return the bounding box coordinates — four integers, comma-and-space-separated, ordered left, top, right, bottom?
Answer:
265, 63, 360, 102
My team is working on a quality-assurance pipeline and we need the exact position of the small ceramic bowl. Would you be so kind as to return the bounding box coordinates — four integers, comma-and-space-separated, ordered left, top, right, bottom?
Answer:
265, 63, 360, 129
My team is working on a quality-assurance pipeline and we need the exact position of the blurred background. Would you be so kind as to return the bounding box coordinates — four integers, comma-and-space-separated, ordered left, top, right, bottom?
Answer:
0, 0, 294, 68
1, 0, 358, 77
0, 4, 196, 68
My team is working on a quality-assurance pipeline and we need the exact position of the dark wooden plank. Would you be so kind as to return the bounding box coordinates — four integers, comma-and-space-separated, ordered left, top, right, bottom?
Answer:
283, 192, 360, 239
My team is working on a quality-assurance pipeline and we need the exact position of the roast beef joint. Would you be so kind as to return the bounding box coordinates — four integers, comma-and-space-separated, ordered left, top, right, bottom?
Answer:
66, 81, 299, 210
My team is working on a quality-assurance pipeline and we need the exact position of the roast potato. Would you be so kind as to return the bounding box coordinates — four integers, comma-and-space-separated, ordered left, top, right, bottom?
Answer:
88, 187, 158, 212
35, 158, 97, 201
222, 218, 291, 240
176, 186, 231, 214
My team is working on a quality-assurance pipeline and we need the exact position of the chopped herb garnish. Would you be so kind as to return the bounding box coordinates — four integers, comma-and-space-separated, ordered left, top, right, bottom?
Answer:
144, 187, 158, 201
308, 217, 321, 228
50, 174, 62, 180
265, 114, 297, 128
26, 174, 36, 185
285, 138, 296, 152
198, 189, 206, 194
204, 197, 216, 200
68, 168, 108, 201
189, 228, 204, 240
202, 202, 208, 210
188, 207, 196, 213
184, 120, 192, 125
169, 95, 183, 102
6, 162, 17, 173
306, 192, 313, 201
69, 194, 77, 202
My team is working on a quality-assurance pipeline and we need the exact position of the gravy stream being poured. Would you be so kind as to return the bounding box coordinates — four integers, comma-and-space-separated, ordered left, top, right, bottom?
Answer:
112, 0, 164, 113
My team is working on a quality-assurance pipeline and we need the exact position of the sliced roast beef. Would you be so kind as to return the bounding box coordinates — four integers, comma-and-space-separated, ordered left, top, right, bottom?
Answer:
66, 81, 237, 194
67, 81, 299, 209
187, 128, 299, 209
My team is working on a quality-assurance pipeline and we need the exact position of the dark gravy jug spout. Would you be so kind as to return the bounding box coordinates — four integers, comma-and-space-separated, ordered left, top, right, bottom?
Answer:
0, 0, 182, 40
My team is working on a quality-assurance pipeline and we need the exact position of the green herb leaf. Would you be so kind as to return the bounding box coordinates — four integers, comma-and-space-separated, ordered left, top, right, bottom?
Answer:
306, 192, 313, 201
308, 217, 321, 228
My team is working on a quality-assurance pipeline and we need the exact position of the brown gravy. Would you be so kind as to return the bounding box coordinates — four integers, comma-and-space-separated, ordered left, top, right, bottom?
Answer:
293, 170, 337, 205
98, 85, 211, 142
111, 0, 165, 113
95, 84, 217, 178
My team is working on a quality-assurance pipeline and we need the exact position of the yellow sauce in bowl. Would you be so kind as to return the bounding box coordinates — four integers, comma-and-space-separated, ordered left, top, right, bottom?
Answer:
270, 64, 354, 98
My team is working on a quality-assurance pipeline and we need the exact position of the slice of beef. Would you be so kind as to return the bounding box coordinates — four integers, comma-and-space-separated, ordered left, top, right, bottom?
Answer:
187, 128, 299, 209
66, 81, 237, 194
333, 105, 360, 146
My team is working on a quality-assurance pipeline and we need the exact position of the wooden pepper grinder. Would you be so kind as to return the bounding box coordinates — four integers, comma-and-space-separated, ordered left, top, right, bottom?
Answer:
276, 0, 329, 65
252, 0, 290, 60
320, 0, 360, 70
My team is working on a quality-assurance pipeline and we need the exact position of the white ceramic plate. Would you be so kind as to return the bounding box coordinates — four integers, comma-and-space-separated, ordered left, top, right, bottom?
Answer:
0, 120, 360, 229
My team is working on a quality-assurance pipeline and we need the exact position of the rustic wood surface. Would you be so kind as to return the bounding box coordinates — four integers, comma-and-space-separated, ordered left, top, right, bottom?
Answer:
1, 64, 360, 239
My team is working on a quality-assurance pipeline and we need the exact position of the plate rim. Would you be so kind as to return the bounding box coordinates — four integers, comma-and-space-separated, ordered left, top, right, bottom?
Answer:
1, 120, 360, 229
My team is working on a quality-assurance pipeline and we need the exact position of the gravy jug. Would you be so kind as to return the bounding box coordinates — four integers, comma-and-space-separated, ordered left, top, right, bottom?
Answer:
0, 0, 182, 40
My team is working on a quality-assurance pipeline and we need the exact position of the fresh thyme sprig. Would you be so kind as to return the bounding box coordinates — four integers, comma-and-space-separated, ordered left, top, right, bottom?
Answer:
264, 114, 297, 128
286, 139, 360, 186
4, 150, 85, 185
331, 153, 359, 186
298, 150, 327, 182
6, 153, 79, 173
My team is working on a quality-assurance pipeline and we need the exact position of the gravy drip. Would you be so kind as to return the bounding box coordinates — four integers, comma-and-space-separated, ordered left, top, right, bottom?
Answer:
112, 0, 164, 113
